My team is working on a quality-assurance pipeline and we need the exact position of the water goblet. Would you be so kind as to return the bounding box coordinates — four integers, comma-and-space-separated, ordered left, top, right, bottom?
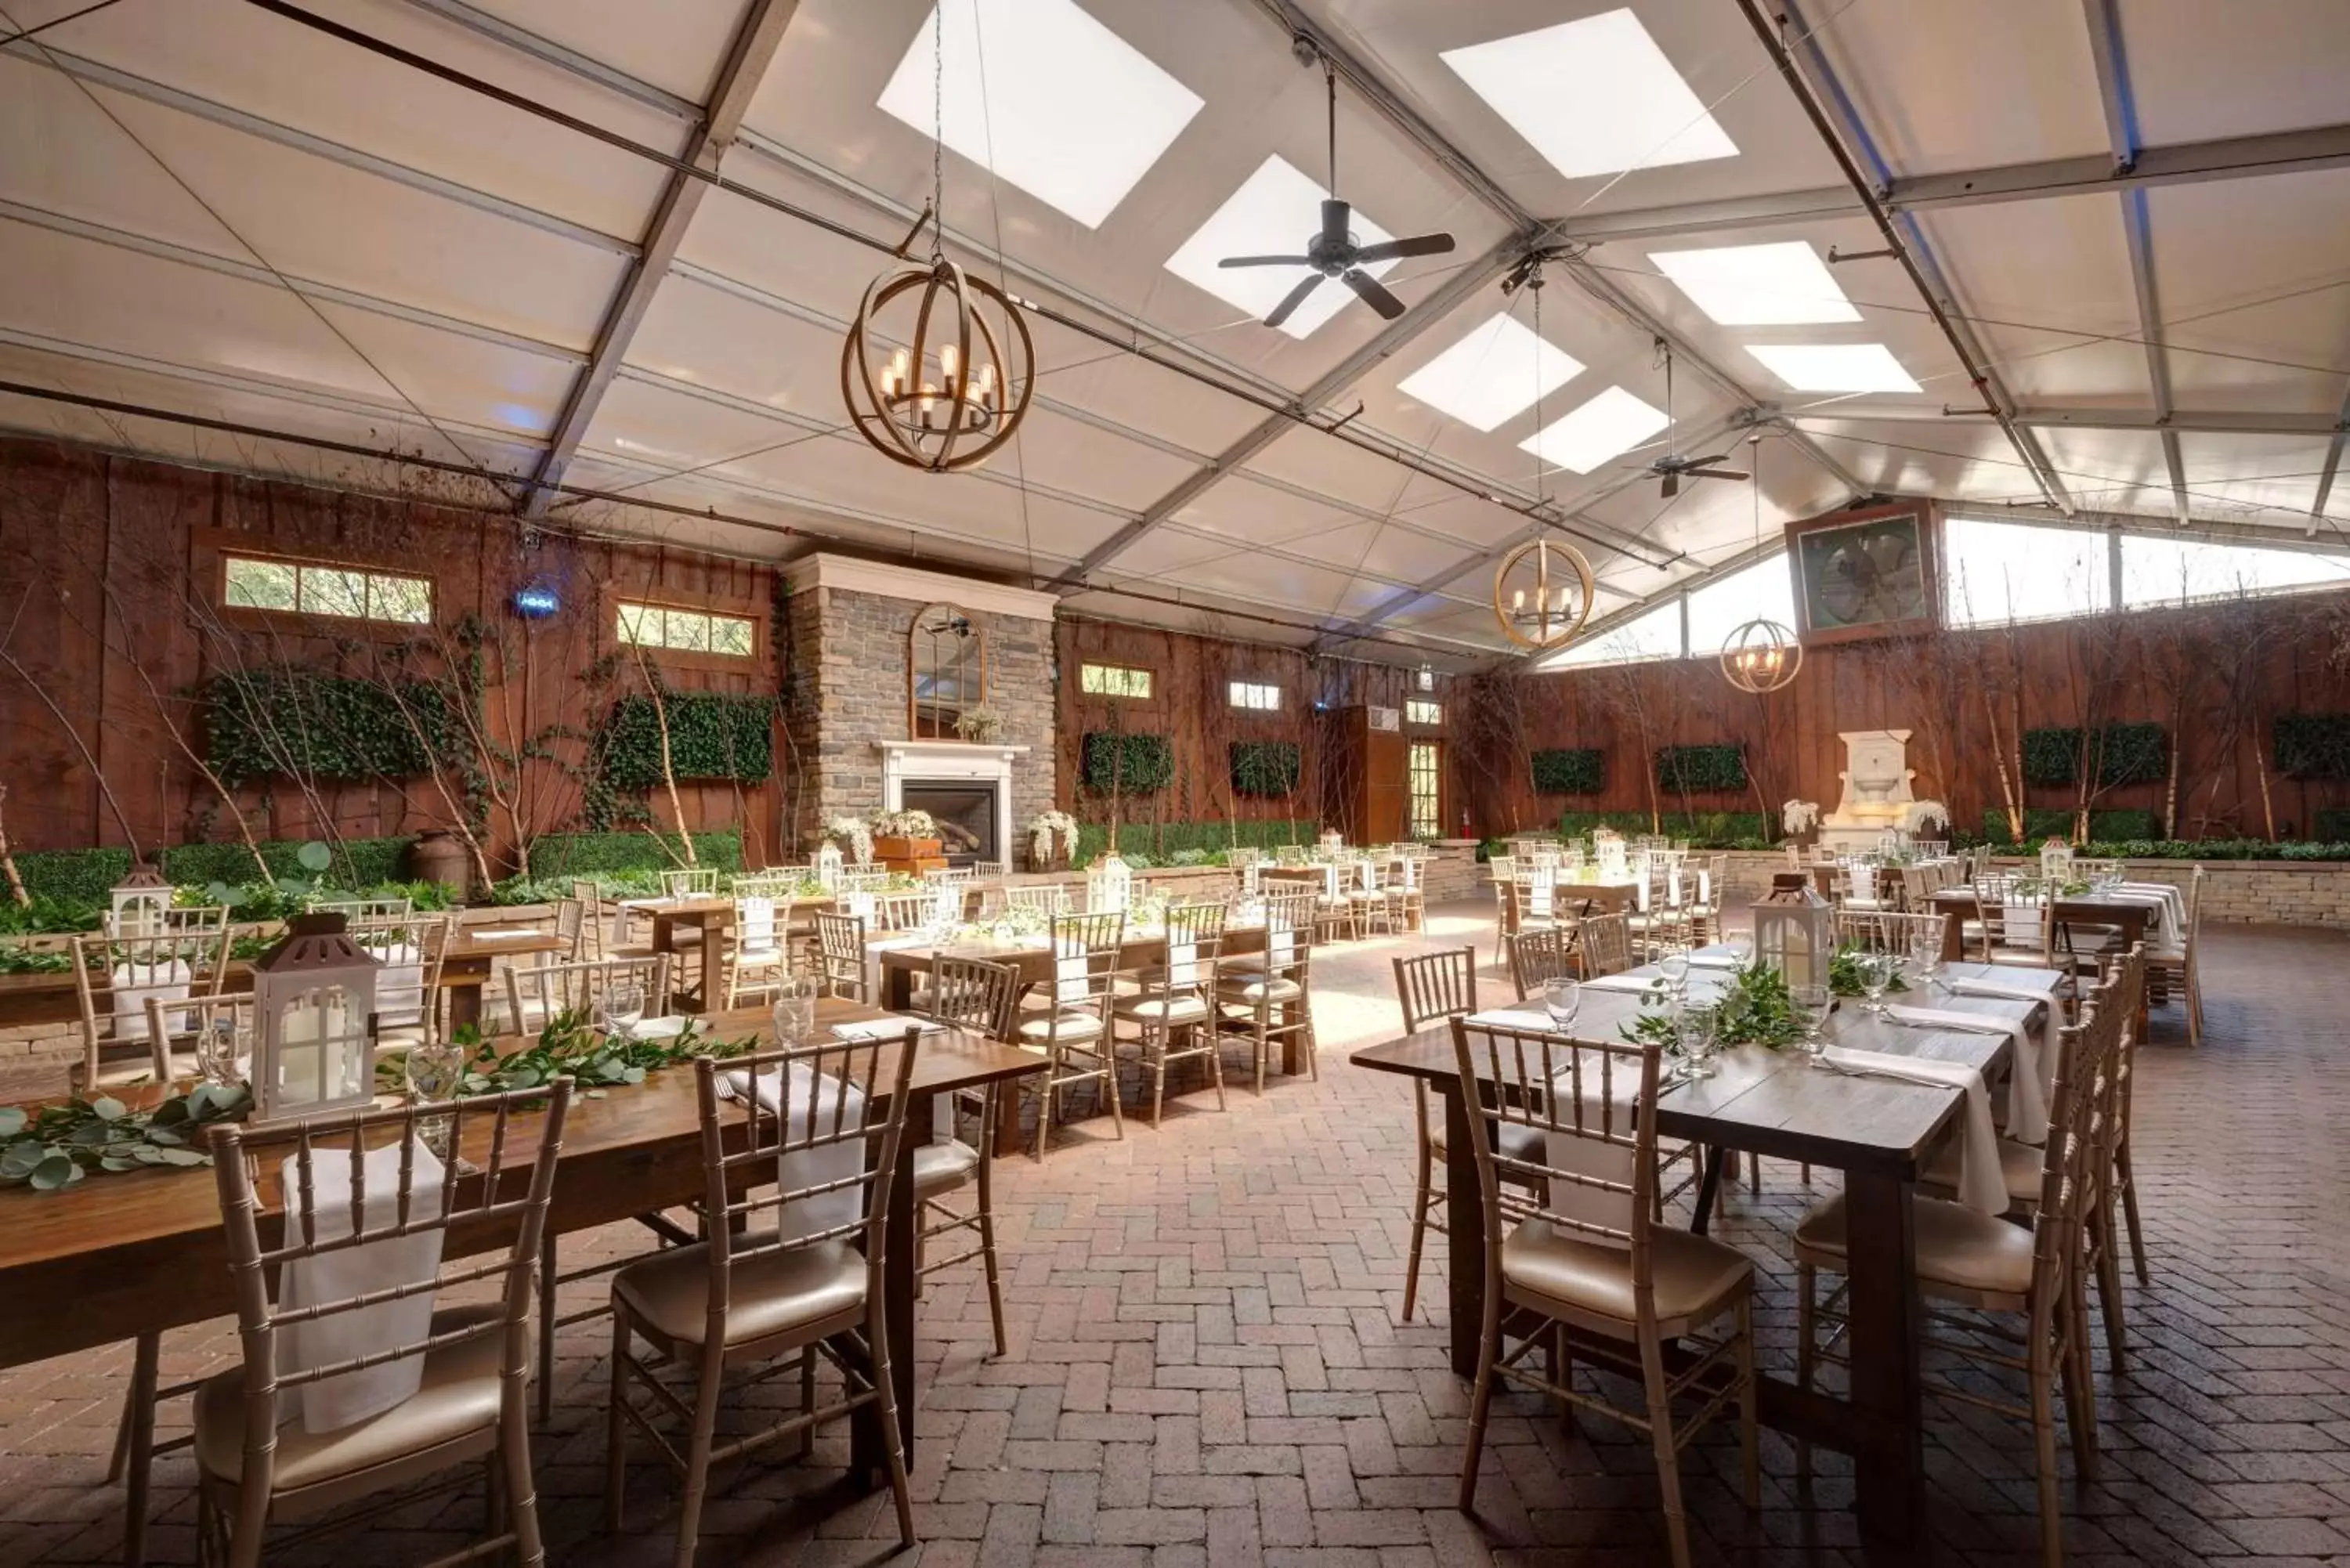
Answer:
1541, 975, 1581, 1035
406, 1035, 465, 1159
1793, 981, 1834, 1068
197, 1016, 248, 1089
1658, 948, 1692, 1006
1858, 952, 1893, 1017
771, 974, 818, 1048
1677, 1002, 1721, 1079
602, 979, 646, 1042
1907, 928, 1943, 995
1723, 930, 1755, 968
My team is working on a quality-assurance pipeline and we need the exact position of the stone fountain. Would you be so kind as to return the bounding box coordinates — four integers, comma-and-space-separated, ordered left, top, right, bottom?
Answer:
1821, 729, 1917, 851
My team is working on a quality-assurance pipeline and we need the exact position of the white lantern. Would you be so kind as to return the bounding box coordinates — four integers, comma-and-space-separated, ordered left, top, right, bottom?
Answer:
1594, 829, 1629, 883
815, 839, 843, 891
1318, 827, 1343, 856
110, 859, 172, 938
1752, 875, 1835, 992
251, 912, 381, 1126
1088, 851, 1131, 915
2040, 840, 2074, 884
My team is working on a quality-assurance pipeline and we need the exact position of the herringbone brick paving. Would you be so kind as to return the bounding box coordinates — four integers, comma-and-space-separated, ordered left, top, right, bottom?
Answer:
2, 905, 2343, 1566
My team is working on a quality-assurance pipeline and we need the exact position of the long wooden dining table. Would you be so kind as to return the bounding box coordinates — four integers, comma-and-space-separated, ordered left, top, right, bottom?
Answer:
1350, 956, 2053, 1549
0, 996, 1044, 1557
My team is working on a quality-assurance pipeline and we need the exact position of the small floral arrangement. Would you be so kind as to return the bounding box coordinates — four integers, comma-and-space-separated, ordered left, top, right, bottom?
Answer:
953, 706, 1005, 745
868, 808, 938, 840
1026, 809, 1079, 866
824, 815, 874, 865
1782, 800, 1820, 834
1902, 799, 1950, 835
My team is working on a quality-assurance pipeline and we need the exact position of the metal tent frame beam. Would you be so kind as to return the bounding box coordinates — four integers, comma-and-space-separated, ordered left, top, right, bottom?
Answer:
1799, 404, 2348, 439
519, 0, 798, 515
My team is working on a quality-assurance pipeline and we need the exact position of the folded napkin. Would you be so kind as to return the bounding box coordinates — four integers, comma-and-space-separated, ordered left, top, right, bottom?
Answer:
1580, 974, 1665, 995
616, 1015, 689, 1041
830, 1015, 944, 1043
1886, 1005, 2047, 1141
467, 927, 538, 941
1686, 952, 1744, 970
1820, 1046, 2005, 1214
723, 1064, 870, 1241
1947, 974, 2057, 1003
1463, 1007, 1554, 1030
276, 1137, 446, 1434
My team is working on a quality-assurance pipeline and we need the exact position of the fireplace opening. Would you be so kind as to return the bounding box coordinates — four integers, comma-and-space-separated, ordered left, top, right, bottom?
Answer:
902, 779, 999, 867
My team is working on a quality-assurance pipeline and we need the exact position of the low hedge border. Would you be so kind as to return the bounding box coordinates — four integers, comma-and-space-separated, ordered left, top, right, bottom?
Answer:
1073, 818, 1317, 869
14, 836, 416, 907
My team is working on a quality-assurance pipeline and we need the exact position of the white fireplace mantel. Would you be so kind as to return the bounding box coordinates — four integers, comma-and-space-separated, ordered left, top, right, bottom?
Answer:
878, 740, 1028, 865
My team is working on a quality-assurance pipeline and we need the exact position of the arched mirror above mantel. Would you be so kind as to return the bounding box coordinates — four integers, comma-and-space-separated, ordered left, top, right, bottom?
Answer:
909, 602, 986, 739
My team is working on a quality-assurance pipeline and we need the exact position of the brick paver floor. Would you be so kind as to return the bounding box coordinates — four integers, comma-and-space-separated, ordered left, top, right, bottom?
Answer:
2, 905, 2343, 1566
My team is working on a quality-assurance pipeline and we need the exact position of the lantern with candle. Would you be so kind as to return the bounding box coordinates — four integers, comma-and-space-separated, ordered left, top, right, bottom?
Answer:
251, 912, 381, 1125
110, 858, 172, 938
2040, 837, 2074, 885
1752, 873, 1835, 992
1087, 850, 1132, 916
815, 838, 843, 891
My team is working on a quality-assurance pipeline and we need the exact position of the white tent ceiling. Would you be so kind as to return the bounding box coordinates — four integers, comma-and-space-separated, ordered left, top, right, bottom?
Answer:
2, 0, 2345, 666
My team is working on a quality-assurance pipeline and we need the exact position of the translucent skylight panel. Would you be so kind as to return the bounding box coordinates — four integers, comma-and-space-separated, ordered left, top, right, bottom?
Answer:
1395, 313, 1585, 432
1943, 517, 2108, 627
1517, 386, 1670, 474
1163, 156, 1397, 339
1650, 242, 1860, 326
2120, 534, 2350, 606
1687, 555, 1799, 655
1535, 601, 1683, 670
1441, 9, 1737, 181
878, 0, 1203, 229
1745, 343, 1922, 393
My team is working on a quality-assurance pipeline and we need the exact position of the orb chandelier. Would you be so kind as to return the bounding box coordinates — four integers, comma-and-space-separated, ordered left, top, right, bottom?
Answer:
1492, 537, 1595, 650
839, 3, 1034, 474
841, 258, 1034, 473
1719, 432, 1802, 692
1489, 264, 1596, 652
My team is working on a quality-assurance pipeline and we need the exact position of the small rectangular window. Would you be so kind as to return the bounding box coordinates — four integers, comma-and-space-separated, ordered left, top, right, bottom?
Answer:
1405, 699, 1442, 725
1080, 662, 1153, 699
1228, 681, 1281, 711
616, 601, 757, 658
225, 554, 432, 627
1408, 741, 1441, 838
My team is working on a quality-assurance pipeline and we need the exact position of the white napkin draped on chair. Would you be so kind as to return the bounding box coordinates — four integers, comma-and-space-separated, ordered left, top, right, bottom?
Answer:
1885, 1004, 2046, 1141
112, 957, 192, 1036
1819, 1046, 2006, 1214
725, 1064, 870, 1242
274, 1138, 447, 1434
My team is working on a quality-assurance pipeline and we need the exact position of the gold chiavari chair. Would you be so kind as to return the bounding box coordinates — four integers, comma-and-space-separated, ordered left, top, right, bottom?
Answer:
813, 911, 870, 1003
918, 955, 1022, 1355
1567, 911, 1635, 979
1449, 1017, 1759, 1568
720, 894, 792, 1010
309, 895, 413, 921
1345, 858, 1393, 938
1390, 949, 1495, 1324
1004, 883, 1069, 918
349, 912, 452, 1050
71, 917, 234, 1089
2099, 949, 2153, 1290
1795, 1001, 2112, 1567
2146, 865, 2204, 1046
1972, 873, 2055, 967
1485, 854, 1517, 968
873, 890, 935, 933
1216, 887, 1318, 1096
1115, 900, 1227, 1125
1021, 909, 1126, 1158
606, 1041, 919, 1557
551, 897, 586, 962
196, 1080, 572, 1568
502, 955, 671, 1039
1831, 908, 1950, 963
570, 880, 609, 960
1506, 926, 1576, 1001
658, 868, 720, 898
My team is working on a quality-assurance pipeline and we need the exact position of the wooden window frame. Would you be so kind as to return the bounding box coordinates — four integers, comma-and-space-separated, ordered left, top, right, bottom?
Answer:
1227, 680, 1282, 713
1407, 739, 1444, 840
1078, 661, 1155, 700
613, 594, 764, 670
216, 548, 436, 631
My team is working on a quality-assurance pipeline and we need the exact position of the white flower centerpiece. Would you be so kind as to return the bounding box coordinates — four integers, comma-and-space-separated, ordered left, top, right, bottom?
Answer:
824, 815, 874, 865
1901, 799, 1950, 836
1781, 800, 1820, 836
1025, 809, 1079, 871
954, 706, 1006, 745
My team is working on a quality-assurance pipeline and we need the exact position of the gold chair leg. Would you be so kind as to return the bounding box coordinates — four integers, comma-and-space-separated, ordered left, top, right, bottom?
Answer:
501, 1390, 547, 1567
2031, 1351, 2063, 1568
1734, 1295, 1760, 1509
671, 1344, 727, 1568
1455, 1289, 1502, 1514
537, 1232, 559, 1425
1638, 1330, 1693, 1568
117, 1331, 159, 1568
868, 1308, 916, 1548
1202, 1021, 1227, 1113
1794, 1263, 1816, 1484
2117, 1143, 2150, 1285
605, 1310, 630, 1534
1401, 1140, 1434, 1324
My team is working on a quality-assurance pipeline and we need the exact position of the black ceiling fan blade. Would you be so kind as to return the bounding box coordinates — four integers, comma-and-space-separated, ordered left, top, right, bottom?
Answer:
1264, 273, 1325, 329
1321, 197, 1352, 251
1683, 468, 1750, 482
1219, 254, 1312, 269
1351, 232, 1455, 264
1341, 269, 1405, 319
1683, 451, 1733, 467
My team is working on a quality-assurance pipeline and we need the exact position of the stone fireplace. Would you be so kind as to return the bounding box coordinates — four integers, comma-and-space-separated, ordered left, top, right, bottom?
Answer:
780, 554, 1056, 858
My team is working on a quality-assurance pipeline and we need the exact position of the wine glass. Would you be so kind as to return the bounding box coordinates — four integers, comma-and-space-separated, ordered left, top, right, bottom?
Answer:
1858, 952, 1893, 1017
772, 974, 818, 1048
197, 1015, 248, 1089
1541, 975, 1580, 1035
406, 1035, 465, 1158
1677, 1002, 1720, 1079
1794, 981, 1834, 1067
1908, 927, 1943, 996
1658, 947, 1692, 1006
1722, 929, 1755, 968
602, 979, 646, 1042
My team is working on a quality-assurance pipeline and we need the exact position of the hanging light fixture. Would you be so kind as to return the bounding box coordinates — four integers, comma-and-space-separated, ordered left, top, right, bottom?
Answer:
1491, 258, 1595, 650
1719, 432, 1804, 693
841, 6, 1035, 473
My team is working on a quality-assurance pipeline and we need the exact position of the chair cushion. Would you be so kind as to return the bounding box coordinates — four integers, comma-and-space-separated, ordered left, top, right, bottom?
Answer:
1018, 1012, 1104, 1044
1218, 976, 1302, 1005
193, 1303, 508, 1491
1501, 1219, 1751, 1329
914, 1137, 982, 1197
613, 1238, 865, 1349
1922, 1135, 2047, 1209
1113, 995, 1212, 1025
1792, 1193, 2036, 1297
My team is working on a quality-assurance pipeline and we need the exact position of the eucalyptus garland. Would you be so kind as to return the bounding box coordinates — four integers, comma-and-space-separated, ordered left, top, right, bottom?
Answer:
375, 1010, 758, 1100
0, 1082, 251, 1192
1614, 963, 1806, 1051
1828, 943, 1914, 999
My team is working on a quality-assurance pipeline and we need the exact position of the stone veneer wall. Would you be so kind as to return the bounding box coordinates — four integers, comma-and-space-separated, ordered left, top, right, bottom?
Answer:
782, 581, 1054, 857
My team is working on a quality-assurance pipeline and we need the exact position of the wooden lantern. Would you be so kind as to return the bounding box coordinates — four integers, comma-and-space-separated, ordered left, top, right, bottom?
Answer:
1087, 851, 1132, 916
815, 840, 844, 891
110, 859, 172, 938
1752, 873, 1835, 992
251, 912, 381, 1126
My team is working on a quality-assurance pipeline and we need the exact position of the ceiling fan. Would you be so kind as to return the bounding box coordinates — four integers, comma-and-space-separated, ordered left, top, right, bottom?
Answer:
1217, 46, 1455, 329
1636, 339, 1749, 498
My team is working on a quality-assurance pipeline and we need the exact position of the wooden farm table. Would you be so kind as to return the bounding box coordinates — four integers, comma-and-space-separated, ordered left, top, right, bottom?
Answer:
1351, 966, 2044, 1549
0, 961, 258, 1031
1929, 887, 2151, 1031
0, 996, 1043, 1539
436, 925, 570, 1035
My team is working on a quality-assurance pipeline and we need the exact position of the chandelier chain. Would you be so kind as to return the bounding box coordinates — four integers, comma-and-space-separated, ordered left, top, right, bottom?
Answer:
929, 0, 945, 262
